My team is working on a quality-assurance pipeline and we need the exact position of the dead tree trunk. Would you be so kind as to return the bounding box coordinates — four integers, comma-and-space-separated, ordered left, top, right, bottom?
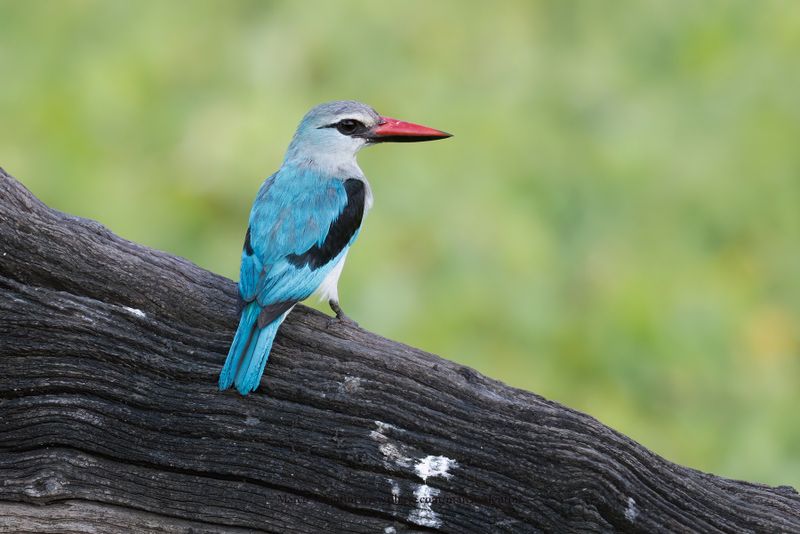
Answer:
0, 168, 797, 533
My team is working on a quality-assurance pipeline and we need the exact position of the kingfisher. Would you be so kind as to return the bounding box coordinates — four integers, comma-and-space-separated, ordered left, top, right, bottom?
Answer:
219, 100, 451, 395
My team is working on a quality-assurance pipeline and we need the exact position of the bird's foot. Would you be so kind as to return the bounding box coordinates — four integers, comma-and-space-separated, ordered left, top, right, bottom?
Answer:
327, 300, 359, 329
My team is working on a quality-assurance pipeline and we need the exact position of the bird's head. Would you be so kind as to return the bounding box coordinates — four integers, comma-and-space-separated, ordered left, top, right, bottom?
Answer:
284, 100, 451, 169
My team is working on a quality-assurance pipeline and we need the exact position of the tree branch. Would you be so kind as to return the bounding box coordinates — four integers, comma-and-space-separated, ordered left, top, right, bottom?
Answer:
0, 168, 797, 533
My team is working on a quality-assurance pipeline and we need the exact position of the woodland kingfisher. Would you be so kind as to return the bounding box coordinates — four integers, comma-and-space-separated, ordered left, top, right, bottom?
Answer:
219, 100, 451, 395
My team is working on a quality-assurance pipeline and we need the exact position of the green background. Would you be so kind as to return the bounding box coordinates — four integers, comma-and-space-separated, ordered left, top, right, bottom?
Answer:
1, 1, 798, 487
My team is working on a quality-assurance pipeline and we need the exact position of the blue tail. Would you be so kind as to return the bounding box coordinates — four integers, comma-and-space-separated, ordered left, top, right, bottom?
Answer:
218, 302, 283, 395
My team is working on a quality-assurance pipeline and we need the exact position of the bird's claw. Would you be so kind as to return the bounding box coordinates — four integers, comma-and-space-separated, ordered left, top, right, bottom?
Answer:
328, 300, 359, 329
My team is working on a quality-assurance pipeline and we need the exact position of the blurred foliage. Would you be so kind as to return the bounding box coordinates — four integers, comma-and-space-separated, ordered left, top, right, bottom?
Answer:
1, 1, 798, 486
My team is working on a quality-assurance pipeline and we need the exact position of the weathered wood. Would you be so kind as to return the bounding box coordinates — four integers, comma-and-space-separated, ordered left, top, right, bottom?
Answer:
0, 167, 797, 533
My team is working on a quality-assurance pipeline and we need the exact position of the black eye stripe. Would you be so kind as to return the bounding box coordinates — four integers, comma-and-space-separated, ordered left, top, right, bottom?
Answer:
318, 118, 367, 136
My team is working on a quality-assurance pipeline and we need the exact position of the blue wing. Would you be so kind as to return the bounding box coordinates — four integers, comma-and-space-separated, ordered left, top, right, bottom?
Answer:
220, 167, 365, 394
241, 168, 364, 308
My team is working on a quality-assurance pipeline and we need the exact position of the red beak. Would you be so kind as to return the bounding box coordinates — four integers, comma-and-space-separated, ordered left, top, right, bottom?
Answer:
367, 116, 452, 143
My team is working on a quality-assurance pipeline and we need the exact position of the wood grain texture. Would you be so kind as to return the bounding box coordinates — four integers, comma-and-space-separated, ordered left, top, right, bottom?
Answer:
0, 168, 798, 533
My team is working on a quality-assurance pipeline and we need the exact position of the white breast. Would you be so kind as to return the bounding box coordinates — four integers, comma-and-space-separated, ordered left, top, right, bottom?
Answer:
315, 252, 348, 303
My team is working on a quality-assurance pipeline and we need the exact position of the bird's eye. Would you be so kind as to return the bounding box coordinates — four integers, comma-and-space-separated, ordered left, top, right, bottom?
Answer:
336, 119, 363, 136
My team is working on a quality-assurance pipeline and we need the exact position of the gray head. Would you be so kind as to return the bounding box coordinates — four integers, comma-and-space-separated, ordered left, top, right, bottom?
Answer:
283, 100, 451, 169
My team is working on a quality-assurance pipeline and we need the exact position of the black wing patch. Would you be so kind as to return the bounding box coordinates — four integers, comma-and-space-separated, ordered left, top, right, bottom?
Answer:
243, 226, 254, 255
257, 300, 296, 329
286, 179, 365, 270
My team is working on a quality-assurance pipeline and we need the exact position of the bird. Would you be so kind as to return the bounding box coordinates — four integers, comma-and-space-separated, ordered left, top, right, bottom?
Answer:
219, 100, 451, 395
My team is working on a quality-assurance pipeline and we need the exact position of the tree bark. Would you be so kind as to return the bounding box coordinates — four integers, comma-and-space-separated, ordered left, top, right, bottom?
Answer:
0, 167, 797, 533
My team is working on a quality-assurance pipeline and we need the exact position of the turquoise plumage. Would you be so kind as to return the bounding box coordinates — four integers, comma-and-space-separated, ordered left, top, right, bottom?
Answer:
218, 100, 450, 395
219, 170, 358, 394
